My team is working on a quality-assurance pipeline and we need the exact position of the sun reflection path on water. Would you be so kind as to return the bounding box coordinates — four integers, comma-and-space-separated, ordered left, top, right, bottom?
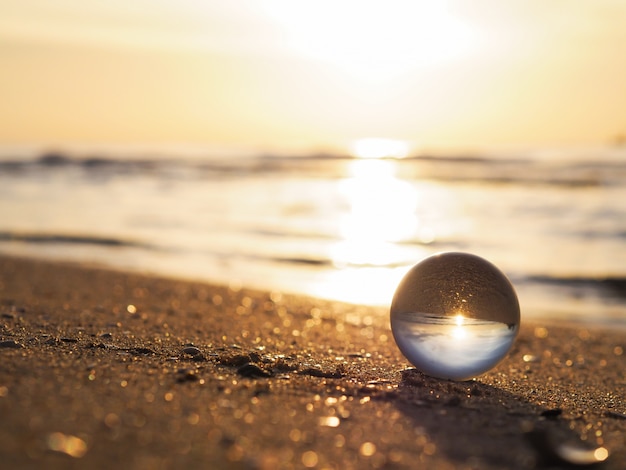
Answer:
452, 313, 467, 340
332, 159, 420, 265
313, 158, 433, 305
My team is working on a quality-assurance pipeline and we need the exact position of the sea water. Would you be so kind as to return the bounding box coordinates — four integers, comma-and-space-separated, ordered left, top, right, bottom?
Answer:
1, 146, 626, 327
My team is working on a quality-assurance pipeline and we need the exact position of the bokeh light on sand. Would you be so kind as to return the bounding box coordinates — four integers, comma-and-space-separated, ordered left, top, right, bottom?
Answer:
46, 432, 88, 458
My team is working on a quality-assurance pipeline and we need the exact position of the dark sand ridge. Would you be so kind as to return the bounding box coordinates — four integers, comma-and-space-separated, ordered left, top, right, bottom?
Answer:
0, 255, 624, 469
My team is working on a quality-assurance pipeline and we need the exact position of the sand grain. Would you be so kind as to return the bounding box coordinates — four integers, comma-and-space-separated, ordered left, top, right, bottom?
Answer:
0, 256, 624, 469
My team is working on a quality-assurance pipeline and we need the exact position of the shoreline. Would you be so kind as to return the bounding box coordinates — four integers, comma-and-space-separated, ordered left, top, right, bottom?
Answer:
3, 249, 625, 332
0, 255, 624, 469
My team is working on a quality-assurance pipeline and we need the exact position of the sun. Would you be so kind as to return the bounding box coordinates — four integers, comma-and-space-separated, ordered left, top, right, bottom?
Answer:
262, 1, 477, 81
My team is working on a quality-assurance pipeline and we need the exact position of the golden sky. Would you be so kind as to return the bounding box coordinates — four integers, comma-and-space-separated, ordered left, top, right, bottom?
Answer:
1, 0, 626, 153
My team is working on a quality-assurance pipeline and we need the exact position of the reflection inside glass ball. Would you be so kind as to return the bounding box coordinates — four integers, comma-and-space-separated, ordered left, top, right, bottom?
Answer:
390, 252, 520, 380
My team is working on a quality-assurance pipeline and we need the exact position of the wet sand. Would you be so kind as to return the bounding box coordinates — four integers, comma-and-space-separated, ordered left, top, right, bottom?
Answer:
0, 255, 624, 469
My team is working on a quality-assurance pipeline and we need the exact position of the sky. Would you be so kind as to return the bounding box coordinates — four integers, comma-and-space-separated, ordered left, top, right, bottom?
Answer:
1, 0, 626, 154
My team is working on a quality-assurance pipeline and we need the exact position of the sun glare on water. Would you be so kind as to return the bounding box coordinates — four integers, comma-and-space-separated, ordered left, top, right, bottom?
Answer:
351, 138, 410, 159
313, 155, 424, 304
452, 314, 467, 339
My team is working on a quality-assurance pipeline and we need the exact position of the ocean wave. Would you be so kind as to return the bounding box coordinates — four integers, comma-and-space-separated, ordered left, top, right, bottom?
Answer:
0, 231, 151, 249
1, 150, 625, 187
522, 274, 626, 298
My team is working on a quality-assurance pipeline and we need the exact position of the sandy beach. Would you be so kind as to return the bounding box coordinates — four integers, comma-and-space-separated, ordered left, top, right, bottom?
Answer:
0, 255, 624, 469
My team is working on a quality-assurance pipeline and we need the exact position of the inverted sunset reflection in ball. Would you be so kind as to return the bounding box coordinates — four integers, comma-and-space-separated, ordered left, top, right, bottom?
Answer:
390, 252, 520, 381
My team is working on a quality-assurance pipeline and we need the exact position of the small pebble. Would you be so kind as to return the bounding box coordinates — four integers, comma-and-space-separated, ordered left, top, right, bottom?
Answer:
220, 354, 253, 367
540, 408, 563, 419
182, 346, 202, 357
366, 379, 393, 385
237, 363, 272, 378
527, 429, 609, 466
604, 410, 626, 420
127, 347, 154, 355
523, 354, 539, 363
298, 367, 343, 379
